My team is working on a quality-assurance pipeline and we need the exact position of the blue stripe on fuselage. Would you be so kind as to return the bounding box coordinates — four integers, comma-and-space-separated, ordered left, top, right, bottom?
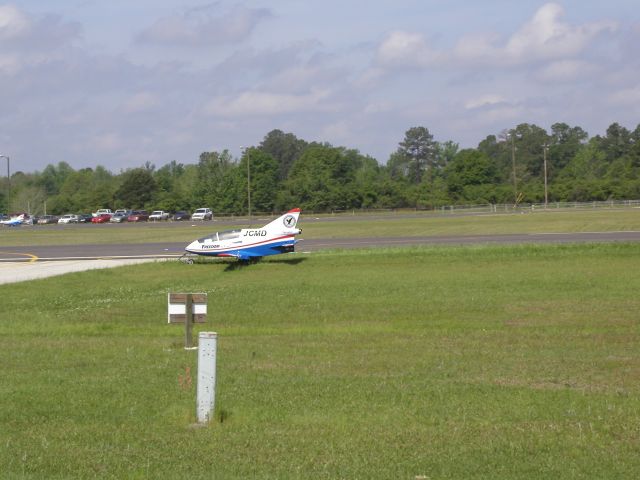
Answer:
188, 238, 296, 259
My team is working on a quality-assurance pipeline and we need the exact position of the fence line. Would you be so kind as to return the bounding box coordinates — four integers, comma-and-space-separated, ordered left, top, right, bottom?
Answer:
209, 200, 640, 220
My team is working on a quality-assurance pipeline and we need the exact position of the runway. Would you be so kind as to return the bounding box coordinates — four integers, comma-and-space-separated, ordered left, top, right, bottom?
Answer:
3, 231, 640, 263
2, 230, 640, 284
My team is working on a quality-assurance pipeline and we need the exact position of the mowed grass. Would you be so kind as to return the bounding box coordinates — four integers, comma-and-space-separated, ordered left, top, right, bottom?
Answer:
1, 244, 640, 478
2, 208, 640, 246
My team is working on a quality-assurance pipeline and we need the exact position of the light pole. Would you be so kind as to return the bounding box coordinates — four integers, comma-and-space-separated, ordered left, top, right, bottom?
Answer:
0, 155, 9, 212
542, 144, 549, 208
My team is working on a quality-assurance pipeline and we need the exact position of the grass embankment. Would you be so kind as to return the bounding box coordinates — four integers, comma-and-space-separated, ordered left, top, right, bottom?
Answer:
1, 244, 639, 478
1, 208, 640, 246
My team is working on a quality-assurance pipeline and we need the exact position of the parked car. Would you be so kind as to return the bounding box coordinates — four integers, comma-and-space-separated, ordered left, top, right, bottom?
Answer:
128, 210, 149, 222
92, 208, 113, 217
172, 211, 190, 221
191, 208, 213, 220
78, 214, 93, 223
58, 214, 81, 224
110, 212, 129, 223
37, 215, 59, 224
149, 210, 170, 221
91, 213, 112, 223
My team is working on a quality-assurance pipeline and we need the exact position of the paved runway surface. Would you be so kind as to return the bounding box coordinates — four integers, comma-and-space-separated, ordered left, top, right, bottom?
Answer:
2, 230, 640, 284
3, 231, 640, 262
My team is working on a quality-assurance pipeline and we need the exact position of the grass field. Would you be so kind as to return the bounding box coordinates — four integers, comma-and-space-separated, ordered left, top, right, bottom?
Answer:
1, 208, 640, 246
1, 243, 639, 478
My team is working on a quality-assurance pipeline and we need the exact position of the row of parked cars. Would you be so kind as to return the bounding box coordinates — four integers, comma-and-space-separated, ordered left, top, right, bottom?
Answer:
2, 208, 214, 225
39, 208, 214, 224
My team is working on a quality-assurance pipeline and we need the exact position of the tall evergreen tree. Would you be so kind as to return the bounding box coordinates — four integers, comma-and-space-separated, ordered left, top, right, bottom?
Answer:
397, 126, 437, 184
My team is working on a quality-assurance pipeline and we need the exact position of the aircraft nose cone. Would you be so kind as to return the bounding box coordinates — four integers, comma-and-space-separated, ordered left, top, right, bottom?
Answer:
186, 240, 199, 253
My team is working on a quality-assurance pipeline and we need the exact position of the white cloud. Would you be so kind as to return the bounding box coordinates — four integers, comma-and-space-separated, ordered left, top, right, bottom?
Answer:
137, 4, 271, 47
265, 64, 335, 94
204, 89, 335, 116
453, 32, 500, 65
376, 30, 439, 68
465, 94, 508, 110
0, 2, 636, 173
0, 5, 29, 39
503, 3, 617, 62
0, 4, 80, 75
377, 3, 618, 71
535, 59, 598, 83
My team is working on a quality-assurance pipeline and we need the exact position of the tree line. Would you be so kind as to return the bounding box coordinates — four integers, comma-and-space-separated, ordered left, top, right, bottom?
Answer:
2, 122, 640, 216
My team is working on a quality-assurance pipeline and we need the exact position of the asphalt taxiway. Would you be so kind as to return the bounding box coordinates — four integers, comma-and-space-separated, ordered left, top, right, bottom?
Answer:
2, 230, 640, 284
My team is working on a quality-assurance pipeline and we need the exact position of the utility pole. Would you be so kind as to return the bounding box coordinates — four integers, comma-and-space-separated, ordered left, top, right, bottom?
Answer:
241, 146, 252, 225
508, 134, 518, 204
247, 148, 251, 224
542, 144, 549, 208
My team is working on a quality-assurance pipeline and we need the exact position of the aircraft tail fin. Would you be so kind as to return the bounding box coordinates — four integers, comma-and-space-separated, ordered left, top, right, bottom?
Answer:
262, 208, 301, 235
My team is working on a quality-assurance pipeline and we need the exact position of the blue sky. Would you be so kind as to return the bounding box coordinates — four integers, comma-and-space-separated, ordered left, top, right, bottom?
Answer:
1, 1, 639, 172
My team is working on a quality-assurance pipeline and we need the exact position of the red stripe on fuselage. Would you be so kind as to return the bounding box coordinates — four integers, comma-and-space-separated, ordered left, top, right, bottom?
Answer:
190, 234, 295, 254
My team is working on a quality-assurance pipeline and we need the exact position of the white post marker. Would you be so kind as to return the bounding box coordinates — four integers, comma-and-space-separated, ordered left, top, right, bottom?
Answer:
196, 332, 218, 423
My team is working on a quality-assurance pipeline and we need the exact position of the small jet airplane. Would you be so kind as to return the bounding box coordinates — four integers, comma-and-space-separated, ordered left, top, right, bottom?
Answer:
0, 214, 25, 227
184, 208, 302, 262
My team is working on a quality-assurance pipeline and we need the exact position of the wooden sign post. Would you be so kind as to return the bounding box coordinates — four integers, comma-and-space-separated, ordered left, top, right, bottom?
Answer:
168, 293, 207, 349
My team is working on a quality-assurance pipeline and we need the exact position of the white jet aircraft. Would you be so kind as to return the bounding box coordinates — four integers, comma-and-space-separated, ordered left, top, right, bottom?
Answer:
184, 208, 302, 261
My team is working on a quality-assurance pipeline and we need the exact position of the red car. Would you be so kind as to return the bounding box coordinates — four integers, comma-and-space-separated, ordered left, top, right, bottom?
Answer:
91, 213, 112, 223
127, 210, 149, 222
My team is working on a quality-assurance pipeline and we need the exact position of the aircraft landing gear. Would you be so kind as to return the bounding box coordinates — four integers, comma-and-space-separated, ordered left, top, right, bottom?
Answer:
180, 253, 195, 265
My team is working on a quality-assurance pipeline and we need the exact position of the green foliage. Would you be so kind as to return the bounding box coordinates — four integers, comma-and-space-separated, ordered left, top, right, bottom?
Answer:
259, 129, 308, 181
396, 126, 438, 183
115, 167, 158, 210
282, 145, 361, 211
446, 149, 499, 202
153, 161, 187, 211
237, 148, 279, 213
5, 122, 640, 215
194, 150, 238, 212
549, 122, 588, 175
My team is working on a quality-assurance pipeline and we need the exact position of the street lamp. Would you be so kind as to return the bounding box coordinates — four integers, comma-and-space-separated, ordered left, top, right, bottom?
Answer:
0, 155, 9, 212
542, 144, 549, 208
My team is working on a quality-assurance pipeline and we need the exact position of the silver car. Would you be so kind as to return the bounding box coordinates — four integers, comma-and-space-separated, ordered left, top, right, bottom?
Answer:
110, 212, 129, 223
58, 214, 80, 224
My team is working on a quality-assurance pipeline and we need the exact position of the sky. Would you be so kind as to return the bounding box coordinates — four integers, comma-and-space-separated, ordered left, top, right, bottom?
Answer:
1, 1, 639, 173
